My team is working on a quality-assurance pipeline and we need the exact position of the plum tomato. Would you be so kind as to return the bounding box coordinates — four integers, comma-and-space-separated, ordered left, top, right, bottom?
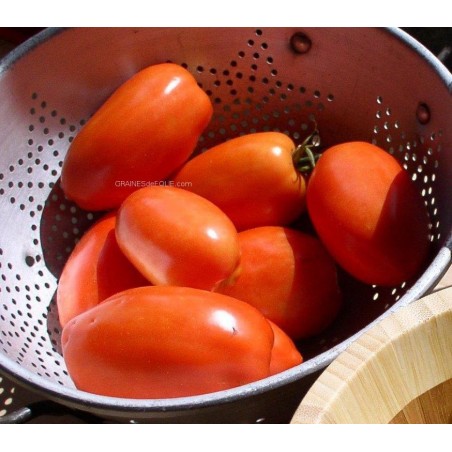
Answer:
61, 286, 275, 399
306, 141, 431, 286
268, 320, 303, 376
218, 226, 342, 340
115, 186, 241, 291
56, 212, 149, 328
60, 63, 213, 211
172, 132, 306, 231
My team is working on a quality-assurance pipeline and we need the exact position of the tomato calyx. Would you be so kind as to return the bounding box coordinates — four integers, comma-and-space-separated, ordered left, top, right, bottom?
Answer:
292, 127, 322, 174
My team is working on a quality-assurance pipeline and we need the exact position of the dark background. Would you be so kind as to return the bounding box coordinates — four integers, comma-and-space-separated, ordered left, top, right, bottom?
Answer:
403, 27, 452, 70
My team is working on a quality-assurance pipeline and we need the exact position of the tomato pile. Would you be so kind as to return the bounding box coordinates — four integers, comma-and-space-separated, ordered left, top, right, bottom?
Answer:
57, 63, 431, 400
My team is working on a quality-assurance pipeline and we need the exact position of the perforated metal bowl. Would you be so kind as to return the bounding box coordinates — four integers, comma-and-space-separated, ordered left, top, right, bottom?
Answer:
0, 27, 451, 423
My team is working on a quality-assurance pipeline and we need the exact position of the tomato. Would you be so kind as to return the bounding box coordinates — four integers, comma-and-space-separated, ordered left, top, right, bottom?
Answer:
172, 132, 306, 231
306, 142, 431, 286
115, 186, 241, 291
56, 212, 149, 327
61, 286, 274, 399
268, 320, 303, 376
61, 63, 213, 211
219, 226, 342, 340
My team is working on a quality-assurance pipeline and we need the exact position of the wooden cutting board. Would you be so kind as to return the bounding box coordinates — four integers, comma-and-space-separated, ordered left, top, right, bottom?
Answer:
291, 285, 452, 424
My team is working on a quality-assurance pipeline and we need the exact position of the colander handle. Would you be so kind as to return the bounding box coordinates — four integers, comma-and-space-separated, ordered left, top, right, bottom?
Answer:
0, 400, 104, 424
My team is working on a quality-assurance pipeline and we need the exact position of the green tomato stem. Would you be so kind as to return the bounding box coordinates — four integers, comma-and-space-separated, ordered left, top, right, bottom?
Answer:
292, 127, 322, 174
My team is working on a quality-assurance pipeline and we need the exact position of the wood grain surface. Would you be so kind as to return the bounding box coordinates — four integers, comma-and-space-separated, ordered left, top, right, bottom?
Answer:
291, 286, 452, 424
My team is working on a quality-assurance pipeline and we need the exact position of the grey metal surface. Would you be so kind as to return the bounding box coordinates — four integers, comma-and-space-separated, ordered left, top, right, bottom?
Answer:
0, 27, 451, 423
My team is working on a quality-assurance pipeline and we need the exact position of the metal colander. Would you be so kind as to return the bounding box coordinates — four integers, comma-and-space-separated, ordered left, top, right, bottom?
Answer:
0, 27, 451, 423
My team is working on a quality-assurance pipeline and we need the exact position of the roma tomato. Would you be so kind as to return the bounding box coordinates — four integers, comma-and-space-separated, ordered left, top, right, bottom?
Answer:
115, 186, 241, 291
268, 320, 303, 376
56, 212, 149, 327
306, 142, 431, 286
172, 132, 306, 231
61, 63, 213, 211
61, 286, 274, 399
219, 226, 342, 340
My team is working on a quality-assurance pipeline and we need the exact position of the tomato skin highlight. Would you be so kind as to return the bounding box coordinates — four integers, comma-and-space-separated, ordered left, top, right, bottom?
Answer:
268, 320, 303, 376
60, 63, 213, 211
172, 132, 306, 231
56, 212, 149, 328
306, 142, 431, 286
219, 226, 342, 340
115, 186, 241, 291
61, 286, 274, 399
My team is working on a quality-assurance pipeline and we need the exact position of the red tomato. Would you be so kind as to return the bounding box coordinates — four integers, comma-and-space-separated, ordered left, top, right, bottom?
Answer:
306, 142, 431, 286
219, 226, 342, 340
115, 186, 241, 291
61, 286, 274, 399
172, 132, 306, 231
268, 320, 303, 376
56, 212, 149, 327
61, 63, 213, 211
